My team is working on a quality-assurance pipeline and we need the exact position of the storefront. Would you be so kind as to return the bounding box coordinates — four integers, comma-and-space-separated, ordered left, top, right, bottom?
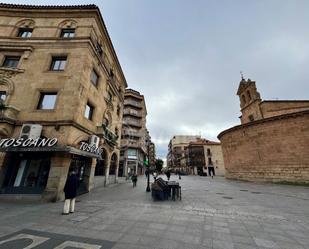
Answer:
0, 137, 101, 200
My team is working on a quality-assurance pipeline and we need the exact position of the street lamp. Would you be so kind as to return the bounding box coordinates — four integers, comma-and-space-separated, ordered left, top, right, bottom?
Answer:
146, 139, 151, 192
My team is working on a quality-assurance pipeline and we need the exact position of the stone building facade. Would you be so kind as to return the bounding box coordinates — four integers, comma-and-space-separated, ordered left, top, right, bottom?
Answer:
218, 78, 309, 183
187, 139, 225, 176
0, 4, 127, 201
119, 89, 148, 176
167, 135, 201, 173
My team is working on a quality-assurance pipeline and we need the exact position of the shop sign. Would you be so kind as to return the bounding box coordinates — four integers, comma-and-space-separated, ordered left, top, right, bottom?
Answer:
0, 137, 58, 148
79, 142, 102, 155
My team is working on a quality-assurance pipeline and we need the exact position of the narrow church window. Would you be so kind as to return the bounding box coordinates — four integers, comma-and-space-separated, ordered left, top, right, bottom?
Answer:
249, 115, 254, 122
242, 95, 246, 104
247, 90, 252, 101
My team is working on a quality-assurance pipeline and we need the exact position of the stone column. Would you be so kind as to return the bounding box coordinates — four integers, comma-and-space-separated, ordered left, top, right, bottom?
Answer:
43, 153, 71, 202
104, 154, 111, 187
114, 156, 119, 184
88, 158, 97, 191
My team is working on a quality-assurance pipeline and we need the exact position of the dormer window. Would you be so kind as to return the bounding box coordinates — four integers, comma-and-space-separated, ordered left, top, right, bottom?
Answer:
60, 29, 75, 38
17, 28, 33, 38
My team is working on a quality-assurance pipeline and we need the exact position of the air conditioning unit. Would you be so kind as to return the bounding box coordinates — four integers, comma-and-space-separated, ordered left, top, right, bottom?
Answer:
89, 135, 100, 147
19, 124, 42, 140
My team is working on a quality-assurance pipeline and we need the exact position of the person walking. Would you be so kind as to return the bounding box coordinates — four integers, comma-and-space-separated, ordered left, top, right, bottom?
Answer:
166, 170, 171, 181
208, 162, 215, 178
63, 169, 78, 215
131, 172, 138, 187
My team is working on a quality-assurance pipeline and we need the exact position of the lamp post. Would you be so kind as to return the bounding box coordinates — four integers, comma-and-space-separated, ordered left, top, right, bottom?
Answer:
146, 139, 151, 192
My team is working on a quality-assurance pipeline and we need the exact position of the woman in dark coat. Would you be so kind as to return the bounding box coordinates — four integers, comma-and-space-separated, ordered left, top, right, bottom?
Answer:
63, 170, 78, 215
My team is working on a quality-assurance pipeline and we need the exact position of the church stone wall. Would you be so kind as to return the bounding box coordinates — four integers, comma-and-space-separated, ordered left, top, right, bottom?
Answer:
218, 110, 309, 184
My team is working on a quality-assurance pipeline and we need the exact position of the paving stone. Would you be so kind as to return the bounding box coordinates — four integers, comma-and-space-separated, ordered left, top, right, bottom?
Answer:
0, 176, 309, 249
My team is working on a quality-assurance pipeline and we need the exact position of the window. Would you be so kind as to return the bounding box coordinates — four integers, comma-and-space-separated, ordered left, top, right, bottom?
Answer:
249, 115, 254, 122
37, 93, 57, 110
207, 148, 211, 156
96, 42, 103, 55
242, 94, 246, 104
90, 70, 99, 87
84, 103, 94, 120
60, 29, 75, 38
0, 91, 6, 101
50, 56, 67, 71
247, 90, 252, 101
17, 28, 33, 38
2, 56, 20, 68
117, 106, 120, 116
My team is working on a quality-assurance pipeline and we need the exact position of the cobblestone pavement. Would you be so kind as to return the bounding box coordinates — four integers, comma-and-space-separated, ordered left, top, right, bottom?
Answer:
0, 175, 309, 249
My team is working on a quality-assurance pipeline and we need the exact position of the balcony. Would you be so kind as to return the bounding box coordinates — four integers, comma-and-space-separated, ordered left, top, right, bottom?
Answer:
122, 129, 143, 137
123, 118, 142, 128
96, 125, 118, 147
124, 100, 142, 109
123, 109, 142, 118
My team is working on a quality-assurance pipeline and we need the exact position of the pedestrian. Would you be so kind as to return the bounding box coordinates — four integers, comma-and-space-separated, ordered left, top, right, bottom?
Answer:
178, 171, 181, 180
63, 169, 78, 215
166, 170, 171, 181
132, 172, 138, 187
208, 162, 215, 179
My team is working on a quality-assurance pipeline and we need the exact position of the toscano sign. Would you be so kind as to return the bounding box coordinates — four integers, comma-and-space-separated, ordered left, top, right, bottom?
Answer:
0, 138, 58, 148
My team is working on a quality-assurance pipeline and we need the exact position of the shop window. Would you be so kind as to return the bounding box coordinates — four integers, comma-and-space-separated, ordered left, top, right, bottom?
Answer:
2, 154, 51, 194
50, 56, 67, 71
2, 56, 20, 68
37, 92, 57, 110
84, 103, 94, 120
90, 69, 99, 87
0, 91, 7, 101
17, 28, 33, 38
60, 28, 75, 38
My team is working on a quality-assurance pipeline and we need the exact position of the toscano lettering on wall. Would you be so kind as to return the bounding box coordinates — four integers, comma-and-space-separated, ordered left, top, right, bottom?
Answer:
0, 138, 58, 148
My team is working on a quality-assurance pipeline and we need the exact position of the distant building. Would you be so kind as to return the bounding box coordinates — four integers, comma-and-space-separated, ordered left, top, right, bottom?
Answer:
167, 135, 201, 173
218, 78, 309, 183
120, 89, 148, 176
187, 138, 225, 176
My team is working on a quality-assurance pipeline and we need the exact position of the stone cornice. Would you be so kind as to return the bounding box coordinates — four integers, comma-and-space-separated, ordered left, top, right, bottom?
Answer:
218, 110, 309, 139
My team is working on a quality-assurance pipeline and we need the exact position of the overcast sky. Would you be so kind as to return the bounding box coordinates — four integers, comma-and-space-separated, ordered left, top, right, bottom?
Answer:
6, 0, 309, 159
